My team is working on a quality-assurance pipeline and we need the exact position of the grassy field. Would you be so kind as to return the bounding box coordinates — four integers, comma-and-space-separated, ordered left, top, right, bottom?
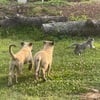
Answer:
0, 26, 100, 100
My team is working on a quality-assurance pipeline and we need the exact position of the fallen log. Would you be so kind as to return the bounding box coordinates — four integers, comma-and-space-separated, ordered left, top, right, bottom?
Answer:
42, 19, 100, 36
0, 14, 67, 27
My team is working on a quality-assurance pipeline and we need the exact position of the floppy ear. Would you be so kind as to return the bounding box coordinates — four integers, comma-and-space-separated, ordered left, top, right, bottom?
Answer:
43, 41, 46, 44
21, 42, 24, 46
29, 42, 33, 46
51, 41, 54, 45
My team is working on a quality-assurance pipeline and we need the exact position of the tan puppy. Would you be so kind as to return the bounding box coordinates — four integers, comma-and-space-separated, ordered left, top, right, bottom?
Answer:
34, 41, 54, 81
8, 42, 33, 86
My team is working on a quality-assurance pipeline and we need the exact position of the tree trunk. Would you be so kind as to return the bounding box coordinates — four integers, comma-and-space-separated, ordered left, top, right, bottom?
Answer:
0, 15, 67, 28
42, 19, 100, 36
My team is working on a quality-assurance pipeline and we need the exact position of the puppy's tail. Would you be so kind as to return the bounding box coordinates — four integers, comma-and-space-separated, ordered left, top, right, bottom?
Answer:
67, 43, 79, 48
9, 44, 16, 60
34, 57, 41, 73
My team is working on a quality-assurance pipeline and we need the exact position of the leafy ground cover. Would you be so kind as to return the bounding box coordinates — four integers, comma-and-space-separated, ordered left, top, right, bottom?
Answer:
0, 0, 100, 20
0, 26, 100, 99
0, 0, 100, 99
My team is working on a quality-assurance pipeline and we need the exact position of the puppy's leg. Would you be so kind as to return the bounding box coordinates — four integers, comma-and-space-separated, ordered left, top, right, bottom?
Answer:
8, 72, 13, 86
34, 59, 40, 80
28, 60, 33, 70
47, 64, 51, 77
74, 48, 81, 55
8, 66, 15, 86
47, 64, 53, 80
74, 49, 78, 55
15, 73, 18, 83
18, 63, 23, 75
89, 43, 95, 49
42, 68, 47, 81
15, 64, 22, 84
42, 64, 48, 81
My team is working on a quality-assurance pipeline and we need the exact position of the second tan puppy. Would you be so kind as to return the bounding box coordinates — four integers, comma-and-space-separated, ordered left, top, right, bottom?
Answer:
34, 41, 54, 81
8, 42, 33, 86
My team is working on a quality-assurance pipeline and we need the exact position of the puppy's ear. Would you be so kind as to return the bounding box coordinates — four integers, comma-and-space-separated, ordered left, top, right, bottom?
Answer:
43, 41, 46, 44
21, 42, 24, 46
51, 41, 54, 45
29, 42, 33, 46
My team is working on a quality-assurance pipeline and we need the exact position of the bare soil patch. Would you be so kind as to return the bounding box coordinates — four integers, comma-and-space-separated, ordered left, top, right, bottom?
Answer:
0, 1, 100, 20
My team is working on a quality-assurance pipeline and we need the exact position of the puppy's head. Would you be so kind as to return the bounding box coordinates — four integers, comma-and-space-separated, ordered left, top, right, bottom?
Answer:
87, 38, 94, 43
43, 40, 54, 50
43, 40, 54, 46
21, 42, 33, 50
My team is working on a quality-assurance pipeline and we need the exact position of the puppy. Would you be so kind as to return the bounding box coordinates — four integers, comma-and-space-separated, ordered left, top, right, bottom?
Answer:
70, 38, 95, 55
34, 41, 54, 81
8, 42, 33, 86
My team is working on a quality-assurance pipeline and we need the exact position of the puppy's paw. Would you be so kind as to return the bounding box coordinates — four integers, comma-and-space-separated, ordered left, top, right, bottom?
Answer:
92, 46, 95, 49
7, 83, 13, 87
43, 78, 47, 82
15, 80, 18, 84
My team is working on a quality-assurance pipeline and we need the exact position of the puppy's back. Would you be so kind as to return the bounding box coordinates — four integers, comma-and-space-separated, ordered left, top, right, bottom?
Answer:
34, 50, 49, 63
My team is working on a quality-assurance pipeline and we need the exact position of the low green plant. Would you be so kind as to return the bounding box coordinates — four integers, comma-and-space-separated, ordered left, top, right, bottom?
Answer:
0, 0, 9, 3
39, 0, 67, 6
69, 14, 88, 21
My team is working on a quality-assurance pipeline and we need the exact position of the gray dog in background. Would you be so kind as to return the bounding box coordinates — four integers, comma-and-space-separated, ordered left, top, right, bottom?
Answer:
70, 38, 95, 55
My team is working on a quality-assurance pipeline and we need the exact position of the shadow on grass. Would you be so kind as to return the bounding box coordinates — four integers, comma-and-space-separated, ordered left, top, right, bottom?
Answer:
0, 75, 8, 88
0, 74, 34, 89
0, 71, 47, 88
16, 73, 51, 87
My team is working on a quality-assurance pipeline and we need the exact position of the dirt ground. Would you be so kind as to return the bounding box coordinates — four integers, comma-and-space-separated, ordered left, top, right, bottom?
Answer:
0, 1, 100, 20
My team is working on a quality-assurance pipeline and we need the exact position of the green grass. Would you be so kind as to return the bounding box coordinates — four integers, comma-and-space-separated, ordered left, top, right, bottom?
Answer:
0, 0, 9, 4
0, 26, 100, 100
